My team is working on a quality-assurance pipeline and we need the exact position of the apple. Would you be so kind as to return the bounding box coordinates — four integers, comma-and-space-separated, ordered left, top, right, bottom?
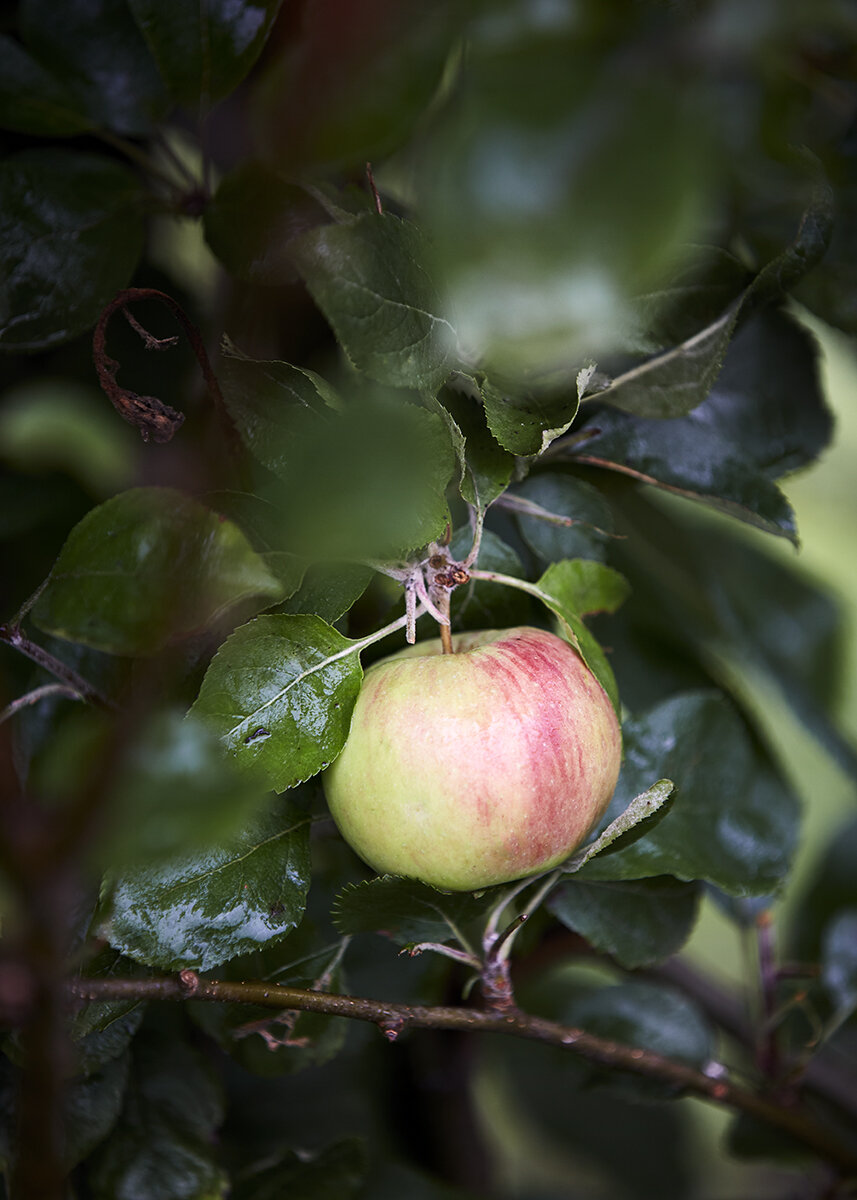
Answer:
323, 626, 622, 891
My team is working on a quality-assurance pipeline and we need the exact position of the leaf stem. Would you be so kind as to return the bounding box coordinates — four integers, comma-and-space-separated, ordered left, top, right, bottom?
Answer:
0, 684, 84, 726
67, 974, 857, 1178
0, 625, 113, 710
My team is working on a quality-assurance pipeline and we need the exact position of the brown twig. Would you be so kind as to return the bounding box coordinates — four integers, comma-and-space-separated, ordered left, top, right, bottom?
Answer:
92, 287, 226, 443
0, 625, 112, 710
366, 162, 383, 214
67, 975, 857, 1178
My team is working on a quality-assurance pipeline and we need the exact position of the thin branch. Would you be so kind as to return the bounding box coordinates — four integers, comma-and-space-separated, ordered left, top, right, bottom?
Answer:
0, 684, 84, 727
67, 975, 857, 1178
0, 625, 112, 710
92, 288, 227, 443
366, 162, 383, 214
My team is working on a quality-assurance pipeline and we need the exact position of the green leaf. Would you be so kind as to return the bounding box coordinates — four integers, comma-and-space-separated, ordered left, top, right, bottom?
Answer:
440, 380, 515, 515
87, 1025, 228, 1199
822, 910, 857, 1015
101, 709, 273, 867
293, 213, 456, 391
568, 310, 831, 542
587, 180, 832, 418
18, 0, 169, 135
564, 980, 716, 1082
191, 614, 363, 792
275, 563, 373, 624
64, 1052, 131, 1169
96, 798, 311, 971
333, 876, 495, 948
549, 876, 700, 969
204, 164, 327, 284
578, 692, 801, 896
478, 375, 582, 458
534, 561, 621, 714
0, 35, 92, 135
562, 780, 675, 873
232, 1137, 367, 1200
511, 472, 615, 564
32, 488, 283, 655
0, 149, 144, 352
256, 393, 456, 560
539, 558, 630, 618
189, 926, 349, 1078
127, 0, 283, 105
218, 339, 341, 477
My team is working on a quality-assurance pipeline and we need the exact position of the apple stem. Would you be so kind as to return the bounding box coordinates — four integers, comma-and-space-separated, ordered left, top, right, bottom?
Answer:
438, 590, 454, 654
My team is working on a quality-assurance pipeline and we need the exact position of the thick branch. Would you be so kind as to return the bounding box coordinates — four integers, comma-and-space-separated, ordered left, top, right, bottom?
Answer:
68, 976, 857, 1178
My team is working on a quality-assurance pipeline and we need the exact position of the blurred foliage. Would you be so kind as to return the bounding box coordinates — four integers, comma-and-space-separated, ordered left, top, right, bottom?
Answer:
1, 1, 857, 1197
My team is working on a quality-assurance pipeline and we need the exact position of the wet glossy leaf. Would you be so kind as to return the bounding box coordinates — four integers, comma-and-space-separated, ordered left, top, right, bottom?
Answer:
32, 488, 283, 655
0, 149, 144, 351
87, 1025, 227, 1199
0, 35, 92, 135
97, 798, 311, 970
293, 214, 456, 391
578, 692, 801, 896
232, 1137, 367, 1200
218, 339, 341, 478
127, 0, 283, 105
19, 0, 169, 135
822, 910, 857, 1014
333, 876, 496, 947
191, 614, 363, 792
205, 165, 327, 284
511, 472, 615, 564
549, 876, 700, 969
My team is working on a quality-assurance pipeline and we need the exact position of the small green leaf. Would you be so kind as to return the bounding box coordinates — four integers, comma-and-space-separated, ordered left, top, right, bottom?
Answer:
191, 614, 363, 792
19, 0, 170, 135
63, 1052, 130, 1169
87, 1025, 228, 1199
534, 561, 621, 714
562, 780, 675, 873
441, 381, 515, 515
540, 559, 630, 618
293, 213, 456, 391
97, 798, 311, 971
549, 876, 699, 969
333, 876, 496, 948
511, 473, 615, 563
127, 0, 283, 105
479, 376, 581, 458
0, 149, 144, 352
822, 910, 857, 1015
32, 488, 282, 655
578, 692, 801, 896
231, 1137, 367, 1200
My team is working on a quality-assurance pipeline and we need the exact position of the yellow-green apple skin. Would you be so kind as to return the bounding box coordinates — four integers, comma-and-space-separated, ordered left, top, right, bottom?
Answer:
323, 626, 622, 891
